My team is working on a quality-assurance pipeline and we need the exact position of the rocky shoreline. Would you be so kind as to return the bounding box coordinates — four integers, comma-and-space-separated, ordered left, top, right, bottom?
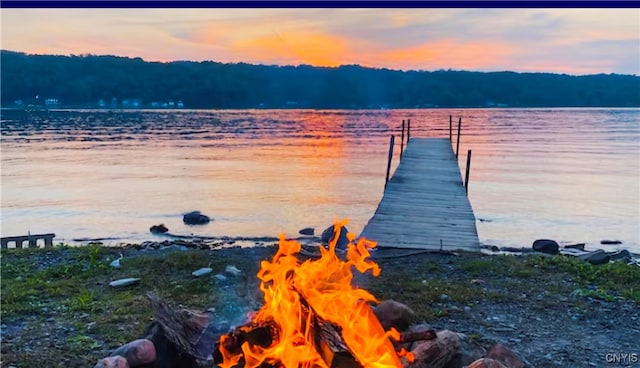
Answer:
1, 241, 639, 368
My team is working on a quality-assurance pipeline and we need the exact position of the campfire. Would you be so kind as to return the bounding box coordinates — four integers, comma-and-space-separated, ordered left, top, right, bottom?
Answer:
95, 220, 528, 368
215, 219, 414, 368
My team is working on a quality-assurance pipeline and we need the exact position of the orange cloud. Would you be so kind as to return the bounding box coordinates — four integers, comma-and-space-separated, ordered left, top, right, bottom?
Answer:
379, 39, 521, 71
234, 32, 354, 67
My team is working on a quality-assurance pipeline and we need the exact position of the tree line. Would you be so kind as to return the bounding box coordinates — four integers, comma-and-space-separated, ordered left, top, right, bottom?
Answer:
1, 50, 639, 109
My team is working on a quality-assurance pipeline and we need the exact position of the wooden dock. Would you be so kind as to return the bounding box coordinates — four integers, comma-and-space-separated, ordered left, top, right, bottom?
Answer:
360, 138, 480, 251
1, 233, 55, 249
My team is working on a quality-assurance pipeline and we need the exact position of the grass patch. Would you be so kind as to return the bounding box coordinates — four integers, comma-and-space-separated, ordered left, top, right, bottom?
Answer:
1, 245, 275, 367
524, 255, 640, 303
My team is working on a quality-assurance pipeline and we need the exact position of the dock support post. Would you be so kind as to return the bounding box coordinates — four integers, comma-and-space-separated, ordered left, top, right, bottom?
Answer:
449, 115, 452, 141
385, 135, 395, 188
400, 120, 405, 158
407, 119, 411, 143
455, 117, 462, 159
465, 149, 472, 194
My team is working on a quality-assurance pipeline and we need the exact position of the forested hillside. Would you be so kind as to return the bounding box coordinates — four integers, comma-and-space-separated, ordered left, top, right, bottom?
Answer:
2, 50, 639, 109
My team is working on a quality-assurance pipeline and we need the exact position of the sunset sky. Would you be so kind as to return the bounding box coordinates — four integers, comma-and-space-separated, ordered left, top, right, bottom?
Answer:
1, 8, 639, 75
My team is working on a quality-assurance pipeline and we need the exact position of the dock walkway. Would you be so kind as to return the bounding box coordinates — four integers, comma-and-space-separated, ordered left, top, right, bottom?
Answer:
360, 138, 480, 251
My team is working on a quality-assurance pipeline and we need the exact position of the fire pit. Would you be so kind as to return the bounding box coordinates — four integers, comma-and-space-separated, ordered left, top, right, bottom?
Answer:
94, 220, 528, 368
214, 219, 413, 367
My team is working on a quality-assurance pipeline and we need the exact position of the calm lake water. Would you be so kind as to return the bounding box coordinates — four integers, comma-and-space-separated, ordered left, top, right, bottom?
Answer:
1, 108, 638, 253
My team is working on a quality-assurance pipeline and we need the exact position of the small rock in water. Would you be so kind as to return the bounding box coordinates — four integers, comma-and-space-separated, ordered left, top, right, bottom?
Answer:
183, 211, 211, 225
298, 227, 315, 236
149, 224, 169, 234
93, 355, 129, 368
532, 239, 559, 254
225, 265, 242, 276
109, 278, 140, 288
600, 239, 622, 245
192, 267, 213, 277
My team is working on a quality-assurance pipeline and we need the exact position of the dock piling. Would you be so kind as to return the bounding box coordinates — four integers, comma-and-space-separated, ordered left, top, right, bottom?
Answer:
400, 120, 405, 158
465, 150, 472, 194
449, 115, 452, 141
385, 135, 395, 188
455, 117, 462, 159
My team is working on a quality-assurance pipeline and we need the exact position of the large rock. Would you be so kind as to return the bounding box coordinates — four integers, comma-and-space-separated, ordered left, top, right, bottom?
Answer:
486, 343, 525, 368
111, 339, 156, 367
609, 249, 632, 262
373, 299, 415, 331
321, 224, 350, 250
447, 333, 487, 367
577, 249, 611, 265
532, 239, 559, 255
183, 211, 210, 225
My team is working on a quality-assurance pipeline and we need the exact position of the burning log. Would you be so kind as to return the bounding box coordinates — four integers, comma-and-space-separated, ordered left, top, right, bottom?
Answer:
213, 297, 362, 368
214, 222, 405, 368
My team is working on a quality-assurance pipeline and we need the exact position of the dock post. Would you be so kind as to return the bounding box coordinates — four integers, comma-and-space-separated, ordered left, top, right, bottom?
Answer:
465, 150, 472, 194
455, 117, 462, 159
407, 119, 411, 143
385, 135, 395, 188
29, 233, 37, 248
400, 120, 405, 158
449, 115, 452, 141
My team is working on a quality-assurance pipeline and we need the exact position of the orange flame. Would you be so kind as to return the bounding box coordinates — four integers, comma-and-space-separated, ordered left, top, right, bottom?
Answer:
217, 219, 404, 367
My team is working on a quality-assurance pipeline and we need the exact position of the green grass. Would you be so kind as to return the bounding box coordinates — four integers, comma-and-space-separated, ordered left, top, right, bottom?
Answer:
0, 244, 274, 368
523, 255, 640, 303
1, 245, 638, 368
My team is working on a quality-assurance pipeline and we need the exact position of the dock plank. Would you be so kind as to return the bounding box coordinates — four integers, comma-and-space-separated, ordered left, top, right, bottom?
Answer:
360, 138, 479, 251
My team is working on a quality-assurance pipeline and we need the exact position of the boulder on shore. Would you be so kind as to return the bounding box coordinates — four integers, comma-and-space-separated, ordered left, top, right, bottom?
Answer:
320, 224, 350, 250
577, 249, 611, 265
532, 239, 559, 255
183, 211, 210, 225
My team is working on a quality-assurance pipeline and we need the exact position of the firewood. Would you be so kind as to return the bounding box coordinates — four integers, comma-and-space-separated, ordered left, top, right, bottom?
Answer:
213, 321, 276, 363
146, 292, 216, 362
397, 328, 437, 343
404, 330, 460, 368
314, 315, 361, 368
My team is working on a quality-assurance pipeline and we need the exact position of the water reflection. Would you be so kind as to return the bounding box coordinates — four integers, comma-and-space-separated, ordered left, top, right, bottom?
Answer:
1, 108, 638, 252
